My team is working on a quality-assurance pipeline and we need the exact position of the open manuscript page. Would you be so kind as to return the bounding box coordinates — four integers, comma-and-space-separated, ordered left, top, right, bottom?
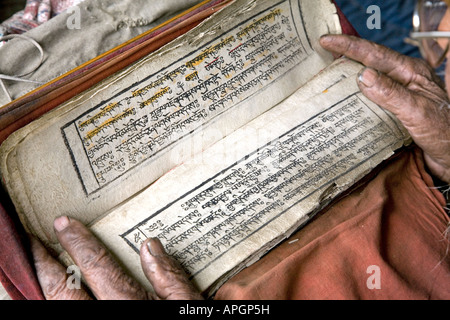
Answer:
0, 0, 340, 247
90, 58, 410, 296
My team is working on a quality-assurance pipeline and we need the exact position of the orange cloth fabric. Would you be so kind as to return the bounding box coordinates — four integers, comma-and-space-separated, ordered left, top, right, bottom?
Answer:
215, 147, 450, 300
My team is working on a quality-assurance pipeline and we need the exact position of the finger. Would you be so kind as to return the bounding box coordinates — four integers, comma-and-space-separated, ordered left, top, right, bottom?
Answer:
359, 67, 450, 182
29, 236, 92, 300
320, 34, 442, 86
357, 67, 425, 119
23, 0, 40, 21
357, 67, 442, 133
37, 0, 51, 24
54, 216, 149, 300
140, 238, 203, 300
358, 67, 449, 147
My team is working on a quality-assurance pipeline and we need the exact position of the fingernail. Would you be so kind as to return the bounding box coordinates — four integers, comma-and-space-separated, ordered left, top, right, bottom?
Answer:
319, 34, 333, 44
358, 67, 378, 87
54, 216, 70, 232
147, 238, 164, 257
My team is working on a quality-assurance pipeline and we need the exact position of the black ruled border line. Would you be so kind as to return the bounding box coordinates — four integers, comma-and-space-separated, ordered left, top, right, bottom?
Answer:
295, 0, 312, 53
120, 93, 399, 280
61, 0, 309, 196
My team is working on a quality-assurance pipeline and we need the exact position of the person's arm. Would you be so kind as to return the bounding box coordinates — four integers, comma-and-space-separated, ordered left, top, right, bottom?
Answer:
320, 34, 450, 184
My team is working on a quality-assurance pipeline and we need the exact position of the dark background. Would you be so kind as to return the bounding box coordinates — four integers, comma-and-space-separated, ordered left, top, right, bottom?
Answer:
0, 0, 26, 23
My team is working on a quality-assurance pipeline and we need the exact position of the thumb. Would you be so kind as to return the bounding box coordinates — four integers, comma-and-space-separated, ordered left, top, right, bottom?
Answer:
140, 238, 203, 300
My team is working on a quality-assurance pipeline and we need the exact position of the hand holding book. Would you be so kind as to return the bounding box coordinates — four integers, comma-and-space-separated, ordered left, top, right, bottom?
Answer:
31, 216, 202, 300
320, 34, 450, 183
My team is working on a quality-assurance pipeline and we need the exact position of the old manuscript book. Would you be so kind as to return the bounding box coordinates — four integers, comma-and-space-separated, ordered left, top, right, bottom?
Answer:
0, 0, 410, 296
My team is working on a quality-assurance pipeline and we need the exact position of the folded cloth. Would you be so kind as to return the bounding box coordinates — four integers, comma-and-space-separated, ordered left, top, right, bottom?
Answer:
215, 146, 450, 300
0, 195, 44, 300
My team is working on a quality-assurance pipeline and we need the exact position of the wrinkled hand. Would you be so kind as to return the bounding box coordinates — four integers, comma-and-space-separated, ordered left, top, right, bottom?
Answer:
320, 35, 450, 183
30, 216, 203, 300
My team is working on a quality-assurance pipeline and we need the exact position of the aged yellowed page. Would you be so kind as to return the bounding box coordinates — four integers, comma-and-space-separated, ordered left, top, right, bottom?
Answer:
0, 0, 340, 246
89, 58, 410, 296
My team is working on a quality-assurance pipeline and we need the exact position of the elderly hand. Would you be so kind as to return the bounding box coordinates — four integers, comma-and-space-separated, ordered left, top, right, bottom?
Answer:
320, 34, 450, 183
30, 216, 203, 300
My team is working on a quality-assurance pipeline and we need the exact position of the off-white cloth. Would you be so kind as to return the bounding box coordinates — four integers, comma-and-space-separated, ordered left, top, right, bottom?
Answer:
0, 0, 203, 106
